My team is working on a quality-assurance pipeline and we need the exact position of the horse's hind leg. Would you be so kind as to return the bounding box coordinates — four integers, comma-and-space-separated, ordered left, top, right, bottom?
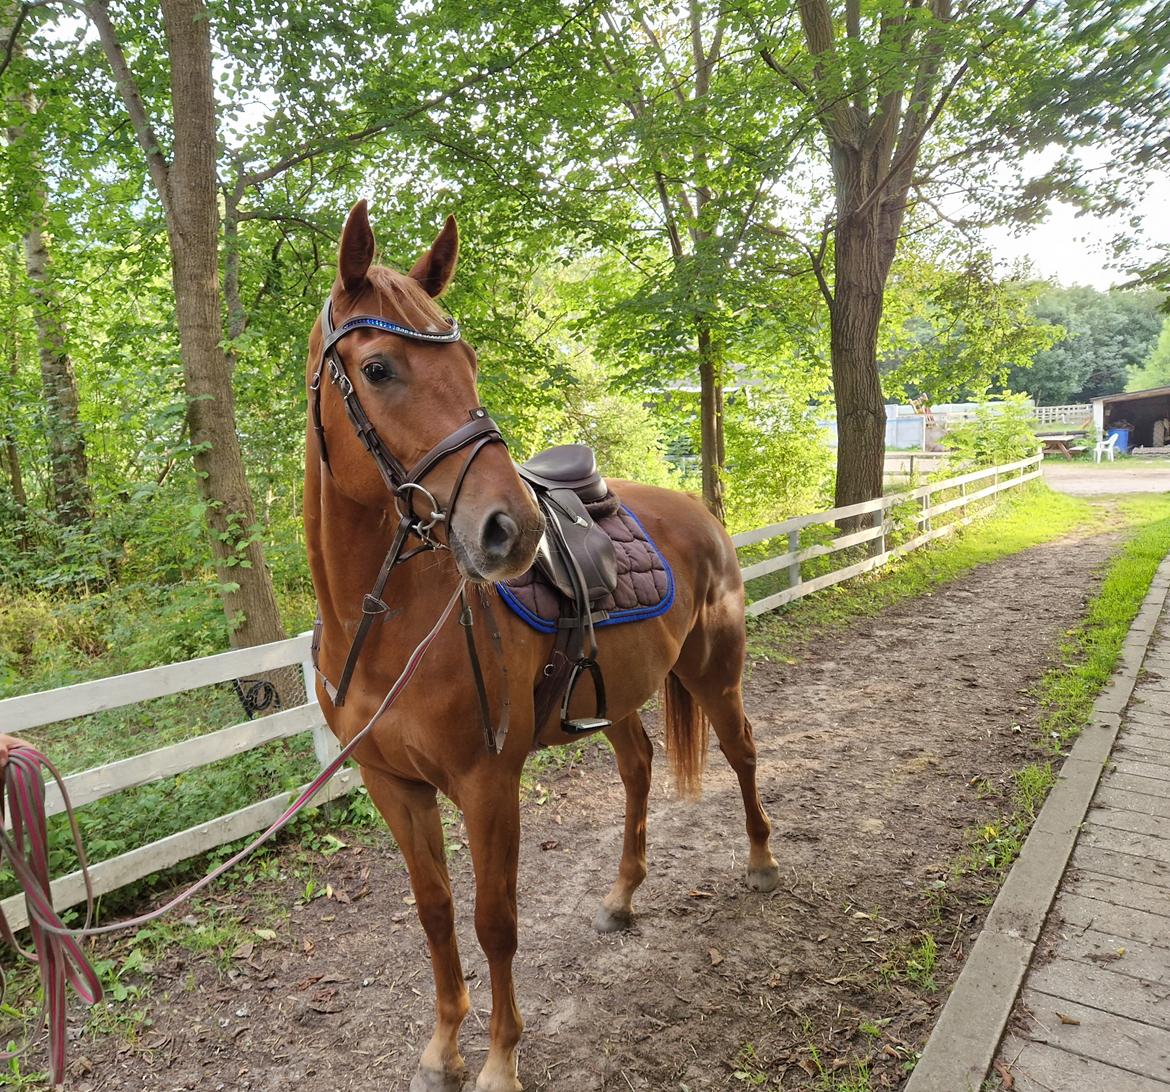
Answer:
595, 713, 654, 933
362, 769, 470, 1092
672, 627, 780, 892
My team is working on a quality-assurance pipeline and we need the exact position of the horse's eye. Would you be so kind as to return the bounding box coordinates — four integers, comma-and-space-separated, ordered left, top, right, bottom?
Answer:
362, 360, 393, 384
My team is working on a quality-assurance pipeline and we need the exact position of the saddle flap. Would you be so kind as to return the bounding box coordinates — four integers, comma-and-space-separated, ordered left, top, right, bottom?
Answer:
535, 489, 617, 604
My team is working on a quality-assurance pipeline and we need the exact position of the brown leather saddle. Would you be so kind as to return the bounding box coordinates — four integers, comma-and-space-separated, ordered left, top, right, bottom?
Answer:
515, 444, 619, 738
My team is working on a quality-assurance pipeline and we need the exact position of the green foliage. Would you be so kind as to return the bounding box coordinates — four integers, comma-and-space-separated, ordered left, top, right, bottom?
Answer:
1127, 316, 1170, 392
881, 253, 1061, 402
1008, 286, 1164, 403
941, 396, 1039, 467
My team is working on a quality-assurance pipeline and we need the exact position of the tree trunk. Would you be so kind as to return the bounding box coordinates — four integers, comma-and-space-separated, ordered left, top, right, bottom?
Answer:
697, 325, 726, 523
24, 217, 92, 525
830, 210, 888, 520
160, 0, 285, 648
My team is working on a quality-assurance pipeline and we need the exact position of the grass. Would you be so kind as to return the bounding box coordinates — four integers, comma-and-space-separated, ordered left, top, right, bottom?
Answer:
748, 483, 1096, 661
1038, 493, 1170, 750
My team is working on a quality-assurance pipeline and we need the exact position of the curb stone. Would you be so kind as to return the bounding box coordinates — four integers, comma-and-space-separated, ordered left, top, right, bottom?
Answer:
903, 553, 1170, 1092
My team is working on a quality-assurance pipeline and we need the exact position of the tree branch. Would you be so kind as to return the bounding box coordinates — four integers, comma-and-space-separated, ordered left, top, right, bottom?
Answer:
238, 0, 600, 190
83, 0, 171, 217
0, 2, 27, 79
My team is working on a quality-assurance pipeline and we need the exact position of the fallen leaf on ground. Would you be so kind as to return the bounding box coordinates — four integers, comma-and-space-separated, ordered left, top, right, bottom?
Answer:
1056, 1012, 1080, 1025
708, 948, 723, 966
993, 1059, 1015, 1088
231, 942, 255, 960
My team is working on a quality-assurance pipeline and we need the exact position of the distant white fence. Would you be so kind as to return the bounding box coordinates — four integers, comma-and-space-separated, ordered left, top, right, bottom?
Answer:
1, 452, 1042, 926
732, 453, 1043, 615
1030, 404, 1092, 425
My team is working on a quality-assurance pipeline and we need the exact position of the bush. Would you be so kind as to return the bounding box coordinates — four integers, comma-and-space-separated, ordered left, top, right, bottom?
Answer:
942, 395, 1039, 468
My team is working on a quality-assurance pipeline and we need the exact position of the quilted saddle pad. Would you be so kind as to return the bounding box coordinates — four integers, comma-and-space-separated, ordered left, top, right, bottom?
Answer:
497, 495, 674, 633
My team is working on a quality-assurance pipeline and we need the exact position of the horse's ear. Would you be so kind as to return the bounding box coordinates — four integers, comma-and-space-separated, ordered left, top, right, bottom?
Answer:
339, 199, 375, 293
408, 215, 459, 298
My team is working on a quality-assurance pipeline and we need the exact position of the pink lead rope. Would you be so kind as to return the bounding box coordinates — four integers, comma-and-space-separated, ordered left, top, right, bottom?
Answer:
0, 580, 466, 1089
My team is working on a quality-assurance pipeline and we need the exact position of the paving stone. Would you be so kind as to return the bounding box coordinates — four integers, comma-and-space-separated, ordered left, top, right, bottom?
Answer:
1102, 773, 1170, 807
1016, 990, 1170, 1081
1117, 738, 1170, 764
1121, 729, 1170, 756
1053, 926, 1170, 987
1000, 1037, 1170, 1091
1028, 957, 1170, 1028
1090, 803, 1170, 843
1095, 783, 1170, 819
1114, 757, 1170, 784
1068, 870, 1170, 921
1073, 842, 1170, 888
1059, 892, 1170, 950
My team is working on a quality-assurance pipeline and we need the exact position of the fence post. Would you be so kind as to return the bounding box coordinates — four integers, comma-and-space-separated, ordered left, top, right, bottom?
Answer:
959, 479, 967, 520
300, 630, 342, 770
787, 529, 801, 592
871, 505, 886, 558
921, 486, 932, 534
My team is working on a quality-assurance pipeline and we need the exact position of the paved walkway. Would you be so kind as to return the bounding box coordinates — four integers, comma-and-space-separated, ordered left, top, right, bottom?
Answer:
907, 555, 1170, 1092
996, 620, 1170, 1091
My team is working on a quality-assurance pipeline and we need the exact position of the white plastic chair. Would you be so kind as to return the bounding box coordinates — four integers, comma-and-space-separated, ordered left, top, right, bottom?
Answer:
1094, 433, 1119, 463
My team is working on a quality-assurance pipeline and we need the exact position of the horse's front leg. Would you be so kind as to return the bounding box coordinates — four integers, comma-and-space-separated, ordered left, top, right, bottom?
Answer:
362, 769, 470, 1092
463, 773, 524, 1092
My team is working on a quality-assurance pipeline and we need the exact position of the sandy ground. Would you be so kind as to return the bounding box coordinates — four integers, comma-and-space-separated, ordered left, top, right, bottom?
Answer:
40, 533, 1121, 1092
1043, 461, 1170, 495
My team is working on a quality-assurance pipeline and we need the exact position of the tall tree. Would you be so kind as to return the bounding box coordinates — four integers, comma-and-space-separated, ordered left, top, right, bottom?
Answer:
756, 0, 1170, 512
3, 4, 91, 525
79, 0, 286, 646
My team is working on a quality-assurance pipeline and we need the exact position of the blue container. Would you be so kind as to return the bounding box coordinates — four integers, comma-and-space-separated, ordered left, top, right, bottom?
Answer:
1108, 427, 1132, 454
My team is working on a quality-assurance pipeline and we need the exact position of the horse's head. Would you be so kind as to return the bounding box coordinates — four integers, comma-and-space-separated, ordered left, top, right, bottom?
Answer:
308, 200, 543, 582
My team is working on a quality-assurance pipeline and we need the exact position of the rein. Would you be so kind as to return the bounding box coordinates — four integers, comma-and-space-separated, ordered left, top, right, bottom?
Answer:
0, 581, 467, 1090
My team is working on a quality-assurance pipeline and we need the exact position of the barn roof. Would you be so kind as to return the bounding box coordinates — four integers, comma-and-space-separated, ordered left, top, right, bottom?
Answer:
1093, 386, 1170, 405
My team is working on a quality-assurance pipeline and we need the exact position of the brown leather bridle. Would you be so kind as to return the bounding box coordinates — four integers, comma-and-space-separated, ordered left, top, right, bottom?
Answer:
309, 296, 511, 738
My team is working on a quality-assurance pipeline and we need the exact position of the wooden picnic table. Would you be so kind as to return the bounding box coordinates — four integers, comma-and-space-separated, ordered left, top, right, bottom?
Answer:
1040, 434, 1085, 459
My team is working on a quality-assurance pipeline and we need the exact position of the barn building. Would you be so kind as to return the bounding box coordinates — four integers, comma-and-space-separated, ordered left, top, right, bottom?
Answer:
1091, 386, 1170, 453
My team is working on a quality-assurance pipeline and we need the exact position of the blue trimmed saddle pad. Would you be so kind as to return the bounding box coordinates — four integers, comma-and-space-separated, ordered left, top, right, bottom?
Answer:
497, 498, 674, 633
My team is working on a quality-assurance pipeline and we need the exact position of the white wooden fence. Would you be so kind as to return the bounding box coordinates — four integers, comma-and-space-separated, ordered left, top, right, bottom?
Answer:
0, 637, 346, 932
0, 452, 1042, 928
1031, 404, 1092, 426
731, 452, 1043, 615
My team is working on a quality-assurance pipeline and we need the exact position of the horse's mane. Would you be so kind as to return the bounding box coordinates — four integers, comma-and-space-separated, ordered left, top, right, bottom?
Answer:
366, 265, 452, 331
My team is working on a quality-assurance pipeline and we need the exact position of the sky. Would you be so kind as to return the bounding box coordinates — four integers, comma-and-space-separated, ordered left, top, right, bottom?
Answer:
983, 177, 1170, 291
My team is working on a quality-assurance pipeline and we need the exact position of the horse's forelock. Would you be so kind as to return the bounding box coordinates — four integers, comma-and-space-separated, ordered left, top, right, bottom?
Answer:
366, 265, 451, 332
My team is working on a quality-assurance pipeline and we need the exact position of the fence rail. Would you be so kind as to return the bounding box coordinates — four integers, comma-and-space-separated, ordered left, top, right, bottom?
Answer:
731, 453, 1042, 615
1, 452, 1043, 929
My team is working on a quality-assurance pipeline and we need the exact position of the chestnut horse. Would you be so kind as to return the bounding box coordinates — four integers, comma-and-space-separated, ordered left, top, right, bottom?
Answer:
304, 201, 779, 1092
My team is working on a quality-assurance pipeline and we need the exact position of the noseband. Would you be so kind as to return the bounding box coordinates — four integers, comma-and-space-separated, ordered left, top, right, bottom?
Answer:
309, 296, 511, 740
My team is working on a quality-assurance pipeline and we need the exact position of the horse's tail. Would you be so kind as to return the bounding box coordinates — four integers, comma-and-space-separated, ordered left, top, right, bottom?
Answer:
662, 672, 709, 801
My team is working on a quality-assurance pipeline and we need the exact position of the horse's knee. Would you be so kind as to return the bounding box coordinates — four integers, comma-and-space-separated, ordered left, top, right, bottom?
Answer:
415, 885, 456, 941
475, 903, 518, 963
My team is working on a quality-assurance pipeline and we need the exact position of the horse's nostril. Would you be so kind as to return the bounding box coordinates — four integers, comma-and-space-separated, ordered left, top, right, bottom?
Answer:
482, 510, 520, 559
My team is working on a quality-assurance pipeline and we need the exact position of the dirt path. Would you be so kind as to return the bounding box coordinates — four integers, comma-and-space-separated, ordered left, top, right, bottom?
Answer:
1043, 461, 1170, 495
64, 533, 1119, 1092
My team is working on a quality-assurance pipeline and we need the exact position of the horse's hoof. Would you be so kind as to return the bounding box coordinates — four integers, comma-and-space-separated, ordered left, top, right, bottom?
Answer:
747, 865, 781, 893
594, 905, 634, 933
475, 1071, 522, 1092
411, 1065, 467, 1092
